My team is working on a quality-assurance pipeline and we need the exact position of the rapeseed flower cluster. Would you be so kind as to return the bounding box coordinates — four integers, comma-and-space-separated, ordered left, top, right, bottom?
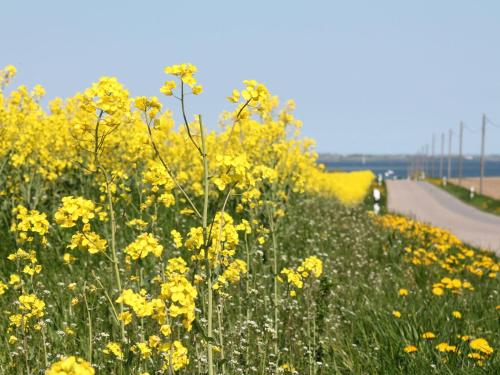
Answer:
213, 259, 248, 292
9, 293, 45, 330
45, 356, 94, 375
55, 196, 108, 254
279, 256, 323, 297
10, 205, 49, 241
54, 196, 102, 228
308, 170, 375, 205
124, 233, 163, 260
160, 257, 197, 330
6, 202, 49, 352
0, 62, 399, 373
116, 289, 163, 318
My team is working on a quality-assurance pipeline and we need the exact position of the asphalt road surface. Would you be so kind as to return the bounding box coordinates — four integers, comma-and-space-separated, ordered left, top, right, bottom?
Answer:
386, 180, 500, 255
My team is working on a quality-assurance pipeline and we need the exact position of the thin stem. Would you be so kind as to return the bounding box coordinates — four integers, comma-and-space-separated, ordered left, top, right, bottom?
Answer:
91, 111, 125, 344
307, 298, 312, 375
180, 81, 203, 155
82, 285, 93, 363
268, 205, 280, 368
312, 300, 317, 375
200, 115, 214, 375
217, 301, 226, 375
94, 110, 104, 169
144, 118, 202, 219
91, 271, 120, 324
222, 99, 252, 155
245, 233, 251, 367
206, 182, 236, 248
100, 167, 125, 343
41, 328, 48, 368
22, 318, 30, 375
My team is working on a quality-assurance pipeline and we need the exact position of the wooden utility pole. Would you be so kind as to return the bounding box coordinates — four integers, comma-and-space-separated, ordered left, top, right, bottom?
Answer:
431, 134, 436, 177
420, 146, 425, 178
422, 145, 426, 177
412, 150, 416, 179
421, 145, 424, 177
425, 144, 429, 177
440, 132, 445, 177
411, 152, 416, 179
480, 114, 486, 194
417, 149, 420, 177
447, 129, 452, 179
458, 121, 464, 185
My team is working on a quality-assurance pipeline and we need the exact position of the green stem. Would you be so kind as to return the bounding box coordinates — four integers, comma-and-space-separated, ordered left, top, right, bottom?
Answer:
41, 328, 48, 368
21, 318, 30, 375
91, 271, 119, 324
269, 207, 280, 368
307, 298, 312, 375
102, 169, 125, 343
82, 287, 93, 363
144, 116, 202, 219
92, 111, 125, 344
199, 115, 214, 375
245, 233, 251, 366
217, 301, 226, 375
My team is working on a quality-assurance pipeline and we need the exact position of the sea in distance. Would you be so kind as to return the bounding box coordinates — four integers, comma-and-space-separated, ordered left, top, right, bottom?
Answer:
319, 155, 500, 179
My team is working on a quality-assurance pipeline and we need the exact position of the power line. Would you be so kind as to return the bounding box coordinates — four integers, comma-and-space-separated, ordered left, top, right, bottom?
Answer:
464, 123, 481, 133
480, 114, 486, 194
458, 122, 463, 184
447, 129, 453, 179
423, 113, 496, 185
486, 116, 500, 128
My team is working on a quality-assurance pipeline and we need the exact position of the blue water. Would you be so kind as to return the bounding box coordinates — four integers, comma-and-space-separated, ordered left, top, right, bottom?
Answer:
321, 158, 500, 179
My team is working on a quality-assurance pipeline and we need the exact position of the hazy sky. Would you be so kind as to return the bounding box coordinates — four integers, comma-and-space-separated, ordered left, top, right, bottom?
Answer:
2, 0, 500, 154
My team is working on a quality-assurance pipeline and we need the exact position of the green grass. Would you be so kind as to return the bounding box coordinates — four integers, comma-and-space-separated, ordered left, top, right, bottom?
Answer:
1, 191, 497, 374
428, 178, 500, 216
282, 196, 499, 374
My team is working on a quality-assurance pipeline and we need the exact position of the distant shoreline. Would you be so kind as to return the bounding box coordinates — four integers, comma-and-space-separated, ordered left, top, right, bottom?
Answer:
318, 153, 500, 163
320, 158, 500, 179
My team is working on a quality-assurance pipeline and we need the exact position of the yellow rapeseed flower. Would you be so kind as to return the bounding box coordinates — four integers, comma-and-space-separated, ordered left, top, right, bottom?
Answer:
103, 342, 124, 359
46, 356, 94, 375
124, 233, 163, 260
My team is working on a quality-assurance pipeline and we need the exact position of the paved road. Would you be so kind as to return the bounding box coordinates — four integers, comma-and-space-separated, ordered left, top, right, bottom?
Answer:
386, 180, 500, 255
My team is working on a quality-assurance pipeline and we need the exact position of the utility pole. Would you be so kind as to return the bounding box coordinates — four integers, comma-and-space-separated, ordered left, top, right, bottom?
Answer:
416, 151, 419, 178
412, 152, 416, 179
418, 146, 422, 177
458, 121, 464, 186
420, 145, 424, 178
424, 144, 429, 177
422, 145, 426, 178
411, 150, 417, 179
431, 134, 436, 177
440, 132, 445, 178
480, 114, 486, 195
447, 129, 452, 180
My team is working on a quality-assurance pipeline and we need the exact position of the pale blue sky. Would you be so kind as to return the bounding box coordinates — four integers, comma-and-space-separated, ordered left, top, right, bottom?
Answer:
2, 0, 500, 154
